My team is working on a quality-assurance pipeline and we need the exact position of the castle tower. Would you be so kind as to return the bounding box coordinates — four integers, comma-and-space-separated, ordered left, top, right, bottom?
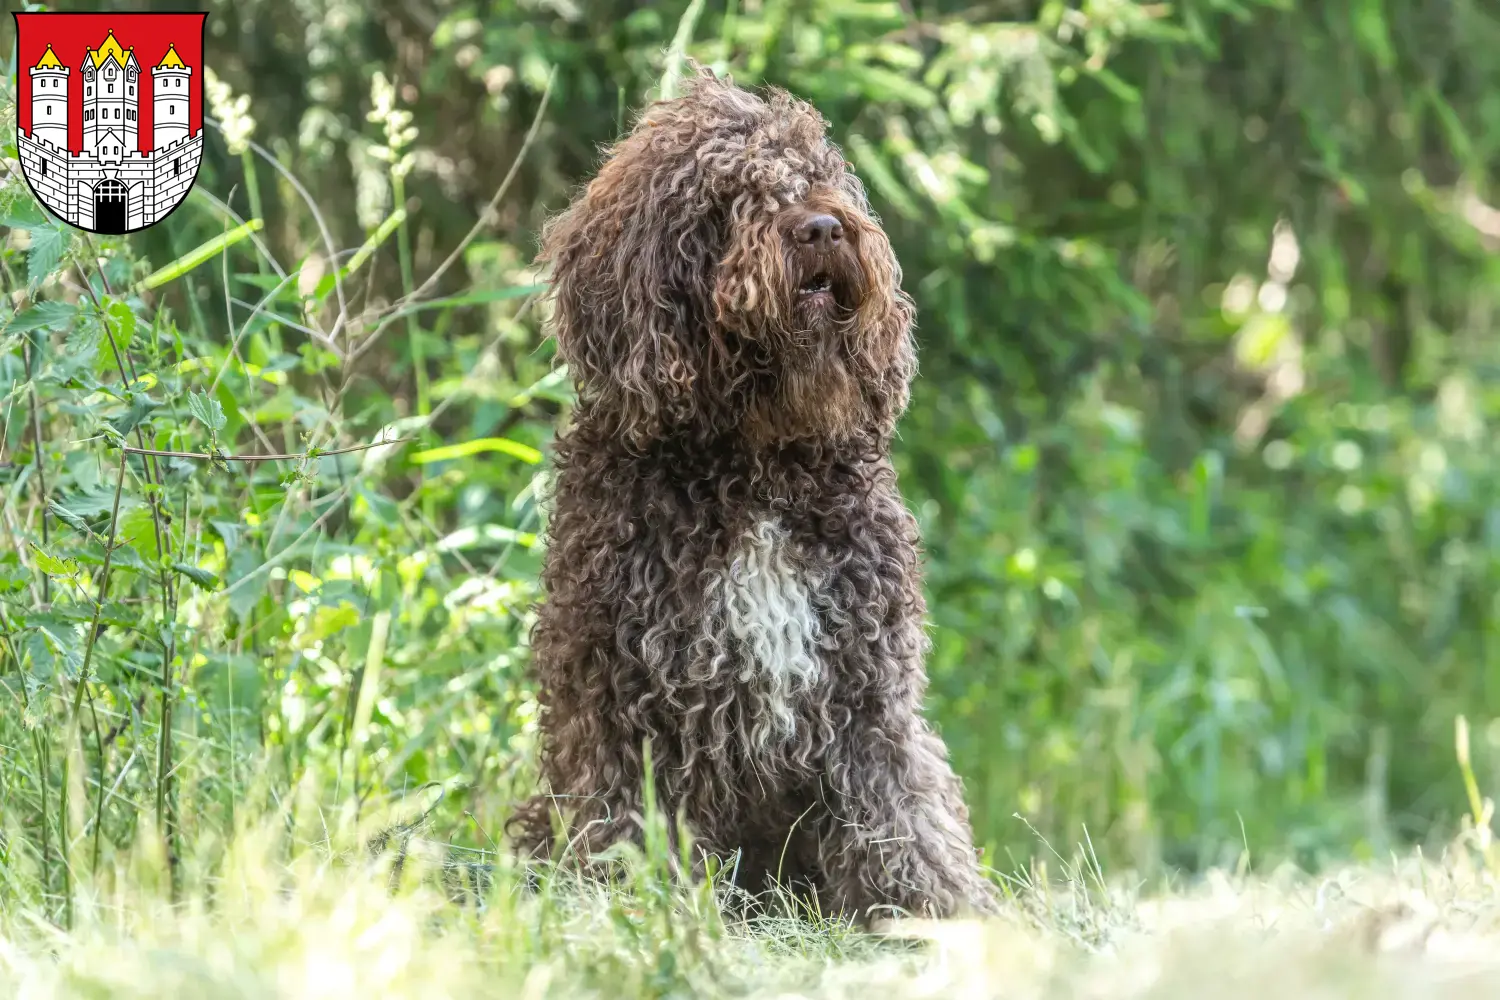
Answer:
81, 30, 140, 160
151, 44, 191, 149
27, 44, 69, 150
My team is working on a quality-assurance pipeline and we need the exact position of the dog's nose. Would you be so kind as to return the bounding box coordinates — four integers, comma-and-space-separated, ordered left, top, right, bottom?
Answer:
795, 214, 843, 253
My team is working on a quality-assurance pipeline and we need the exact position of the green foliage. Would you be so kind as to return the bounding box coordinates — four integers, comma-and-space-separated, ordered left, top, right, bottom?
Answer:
4, 0, 1500, 935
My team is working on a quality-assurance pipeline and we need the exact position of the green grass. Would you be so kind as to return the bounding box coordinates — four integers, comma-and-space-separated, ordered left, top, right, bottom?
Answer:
4, 785, 1500, 1000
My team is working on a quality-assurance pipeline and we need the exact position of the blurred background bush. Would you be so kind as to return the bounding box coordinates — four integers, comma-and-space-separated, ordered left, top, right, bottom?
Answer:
5, 0, 1500, 897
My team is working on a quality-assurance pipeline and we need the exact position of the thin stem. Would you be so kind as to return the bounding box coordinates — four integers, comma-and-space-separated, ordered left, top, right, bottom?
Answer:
67, 449, 127, 887
57, 443, 127, 931
74, 256, 181, 891
398, 68, 555, 308
0, 616, 53, 910
205, 124, 350, 343
393, 173, 427, 418
120, 437, 409, 463
391, 170, 434, 529
239, 148, 280, 354
69, 448, 126, 743
86, 680, 107, 875
23, 333, 49, 606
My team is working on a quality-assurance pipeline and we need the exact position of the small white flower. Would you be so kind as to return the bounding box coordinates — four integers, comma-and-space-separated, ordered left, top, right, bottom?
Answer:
367, 71, 418, 182
204, 66, 256, 155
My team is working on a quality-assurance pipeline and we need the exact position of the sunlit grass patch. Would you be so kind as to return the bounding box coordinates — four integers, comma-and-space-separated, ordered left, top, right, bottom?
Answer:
6, 784, 1500, 1000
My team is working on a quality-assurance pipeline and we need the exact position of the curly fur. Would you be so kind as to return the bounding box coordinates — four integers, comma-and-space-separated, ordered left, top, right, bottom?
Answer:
508, 64, 998, 922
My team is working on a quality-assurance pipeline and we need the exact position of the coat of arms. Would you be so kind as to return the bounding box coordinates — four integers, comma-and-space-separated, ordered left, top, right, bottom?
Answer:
13, 11, 209, 235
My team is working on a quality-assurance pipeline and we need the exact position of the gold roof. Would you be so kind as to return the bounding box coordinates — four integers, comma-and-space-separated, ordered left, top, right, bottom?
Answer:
157, 44, 186, 70
86, 31, 134, 70
34, 44, 64, 69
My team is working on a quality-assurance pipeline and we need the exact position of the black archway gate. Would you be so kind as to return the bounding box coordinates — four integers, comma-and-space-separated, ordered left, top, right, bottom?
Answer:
94, 178, 127, 234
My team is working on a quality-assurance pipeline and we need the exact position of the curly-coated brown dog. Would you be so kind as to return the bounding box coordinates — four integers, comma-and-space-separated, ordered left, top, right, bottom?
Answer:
508, 64, 998, 922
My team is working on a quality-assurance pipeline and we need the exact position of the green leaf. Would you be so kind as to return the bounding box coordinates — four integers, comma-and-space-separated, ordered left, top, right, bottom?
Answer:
120, 507, 161, 562
111, 392, 162, 438
210, 520, 241, 554
1352, 0, 1396, 71
137, 219, 265, 291
187, 389, 228, 433
1, 199, 45, 229
95, 600, 141, 630
226, 545, 268, 622
844, 64, 939, 108
354, 485, 401, 528
172, 561, 219, 590
103, 297, 139, 373
822, 0, 904, 22
213, 377, 247, 442
235, 273, 287, 291
2, 300, 77, 336
845, 133, 922, 220
48, 500, 95, 536
57, 317, 102, 382
339, 207, 408, 285
34, 621, 84, 678
54, 485, 135, 520
30, 542, 80, 580
27, 224, 67, 286
22, 631, 58, 680
193, 653, 265, 716
409, 437, 543, 465
1234, 313, 1292, 372
508, 367, 575, 406
435, 523, 539, 552
301, 601, 362, 645
106, 544, 152, 574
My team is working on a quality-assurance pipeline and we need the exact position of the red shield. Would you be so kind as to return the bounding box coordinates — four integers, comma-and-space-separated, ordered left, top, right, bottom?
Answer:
13, 11, 208, 235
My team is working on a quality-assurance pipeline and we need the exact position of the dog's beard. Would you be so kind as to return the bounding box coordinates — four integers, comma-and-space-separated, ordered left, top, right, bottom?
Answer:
790, 250, 858, 329
744, 319, 868, 447
736, 239, 910, 447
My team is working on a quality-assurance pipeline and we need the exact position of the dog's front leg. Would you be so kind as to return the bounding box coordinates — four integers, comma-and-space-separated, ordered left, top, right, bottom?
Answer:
510, 768, 646, 860
818, 722, 1000, 922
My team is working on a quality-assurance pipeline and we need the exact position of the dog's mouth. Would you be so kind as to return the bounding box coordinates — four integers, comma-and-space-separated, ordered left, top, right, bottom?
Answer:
790, 246, 860, 316
797, 270, 834, 300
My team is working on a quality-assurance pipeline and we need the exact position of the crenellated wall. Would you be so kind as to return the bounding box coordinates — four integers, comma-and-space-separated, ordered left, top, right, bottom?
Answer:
17, 129, 204, 231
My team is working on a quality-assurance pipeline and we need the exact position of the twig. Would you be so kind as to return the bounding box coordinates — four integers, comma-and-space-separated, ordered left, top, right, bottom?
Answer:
402, 68, 556, 308
64, 447, 126, 919
0, 612, 55, 903
223, 482, 354, 596
0, 308, 17, 465
23, 332, 50, 605
120, 437, 411, 463
0, 483, 46, 611
345, 68, 556, 369
204, 120, 352, 345
187, 186, 288, 280
210, 206, 288, 459
74, 253, 182, 892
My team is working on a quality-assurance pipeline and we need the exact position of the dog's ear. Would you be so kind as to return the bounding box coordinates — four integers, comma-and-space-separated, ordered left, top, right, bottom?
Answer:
837, 175, 918, 431
538, 140, 722, 447
711, 202, 787, 337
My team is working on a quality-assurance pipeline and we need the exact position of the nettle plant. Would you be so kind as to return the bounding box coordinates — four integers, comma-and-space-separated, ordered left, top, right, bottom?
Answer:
0, 78, 565, 919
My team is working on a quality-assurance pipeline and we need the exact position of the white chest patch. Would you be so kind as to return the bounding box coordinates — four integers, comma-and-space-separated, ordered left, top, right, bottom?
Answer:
716, 519, 826, 746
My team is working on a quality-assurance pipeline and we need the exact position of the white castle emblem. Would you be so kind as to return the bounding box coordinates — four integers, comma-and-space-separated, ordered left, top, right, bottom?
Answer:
18, 30, 204, 234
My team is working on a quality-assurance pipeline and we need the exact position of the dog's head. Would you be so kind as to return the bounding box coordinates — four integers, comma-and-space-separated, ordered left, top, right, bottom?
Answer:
538, 64, 916, 451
